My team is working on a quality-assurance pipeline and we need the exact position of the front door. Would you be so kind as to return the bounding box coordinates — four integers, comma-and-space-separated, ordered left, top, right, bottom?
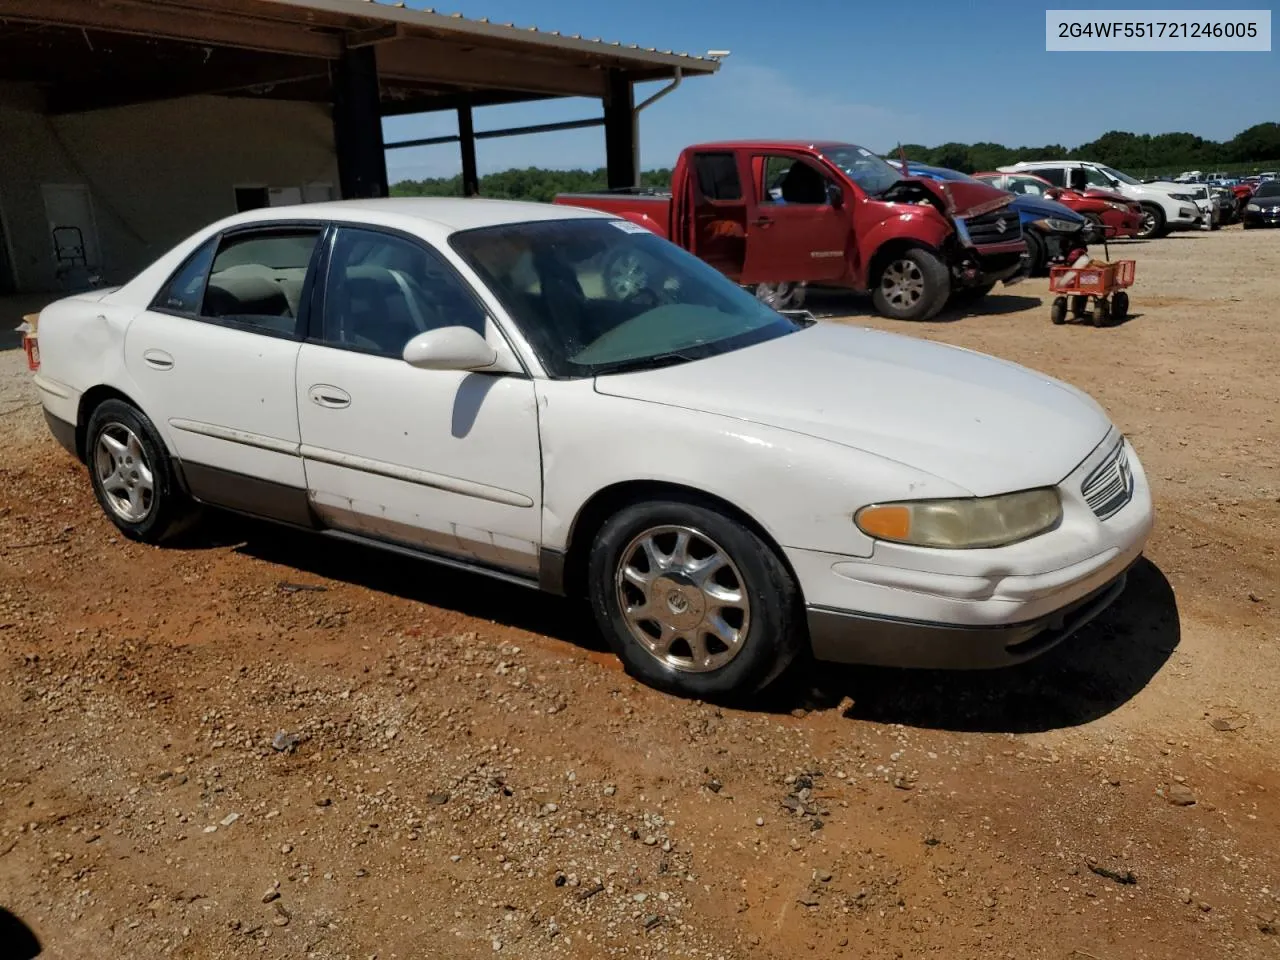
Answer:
123, 224, 323, 521
295, 224, 542, 575
740, 153, 850, 285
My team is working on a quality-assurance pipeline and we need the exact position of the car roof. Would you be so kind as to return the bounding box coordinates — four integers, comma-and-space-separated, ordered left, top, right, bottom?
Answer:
211, 197, 609, 233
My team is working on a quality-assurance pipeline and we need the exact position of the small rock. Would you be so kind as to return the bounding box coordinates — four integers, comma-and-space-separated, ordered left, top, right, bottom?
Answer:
491, 939, 503, 951
797, 890, 820, 907
816, 870, 833, 883
280, 843, 293, 855
791, 708, 809, 719
271, 903, 290, 927
315, 797, 332, 808
271, 731, 300, 753
643, 836, 657, 846
706, 779, 722, 794
427, 792, 450, 806
220, 813, 240, 827
1165, 783, 1196, 806
982, 896, 997, 909
1199, 901, 1212, 913
836, 696, 855, 713
643, 914, 661, 930
603, 785, 617, 797
755, 817, 765, 827
263, 890, 280, 904
1180, 889, 1193, 904
633, 892, 648, 903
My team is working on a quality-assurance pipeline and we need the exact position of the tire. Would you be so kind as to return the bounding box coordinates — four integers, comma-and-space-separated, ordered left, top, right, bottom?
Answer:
1135, 203, 1168, 240
587, 498, 803, 700
85, 399, 197, 543
1023, 230, 1045, 276
871, 248, 950, 321
1112, 291, 1129, 320
1070, 295, 1089, 318
1093, 300, 1111, 328
1050, 296, 1068, 325
754, 282, 805, 311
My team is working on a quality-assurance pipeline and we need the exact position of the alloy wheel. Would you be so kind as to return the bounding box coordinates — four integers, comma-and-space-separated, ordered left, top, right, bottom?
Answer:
94, 423, 155, 523
880, 259, 925, 309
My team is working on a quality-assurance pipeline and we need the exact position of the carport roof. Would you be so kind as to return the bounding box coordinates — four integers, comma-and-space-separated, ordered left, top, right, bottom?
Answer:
0, 0, 720, 115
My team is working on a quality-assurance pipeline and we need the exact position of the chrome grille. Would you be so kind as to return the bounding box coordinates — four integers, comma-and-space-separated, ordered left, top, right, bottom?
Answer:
1081, 441, 1134, 520
960, 207, 1023, 245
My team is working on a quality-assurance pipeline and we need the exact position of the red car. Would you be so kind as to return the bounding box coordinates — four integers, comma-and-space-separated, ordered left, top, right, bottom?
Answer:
974, 171, 1144, 239
553, 141, 1028, 321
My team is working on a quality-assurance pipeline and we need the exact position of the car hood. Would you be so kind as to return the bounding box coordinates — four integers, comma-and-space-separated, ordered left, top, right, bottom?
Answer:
593, 323, 1112, 497
1008, 194, 1085, 223
1082, 188, 1132, 205
907, 177, 1015, 218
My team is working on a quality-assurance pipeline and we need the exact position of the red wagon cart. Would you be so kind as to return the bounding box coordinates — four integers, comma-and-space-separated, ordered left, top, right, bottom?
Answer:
1047, 258, 1136, 327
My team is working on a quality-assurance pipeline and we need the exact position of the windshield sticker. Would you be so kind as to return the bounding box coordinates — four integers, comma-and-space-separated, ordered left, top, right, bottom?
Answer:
610, 219, 650, 234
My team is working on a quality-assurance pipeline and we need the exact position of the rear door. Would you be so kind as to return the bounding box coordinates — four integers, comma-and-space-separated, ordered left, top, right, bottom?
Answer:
740, 152, 850, 285
123, 222, 323, 522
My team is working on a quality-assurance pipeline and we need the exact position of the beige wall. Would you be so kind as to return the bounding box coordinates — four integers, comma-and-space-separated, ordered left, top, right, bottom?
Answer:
0, 86, 338, 292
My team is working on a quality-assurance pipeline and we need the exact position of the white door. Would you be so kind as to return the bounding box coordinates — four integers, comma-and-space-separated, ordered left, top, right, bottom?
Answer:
42, 184, 101, 270
123, 224, 325, 516
296, 224, 542, 573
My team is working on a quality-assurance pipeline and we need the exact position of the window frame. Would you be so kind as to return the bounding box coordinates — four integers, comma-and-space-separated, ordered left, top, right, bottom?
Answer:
147, 219, 328, 342
308, 221, 525, 372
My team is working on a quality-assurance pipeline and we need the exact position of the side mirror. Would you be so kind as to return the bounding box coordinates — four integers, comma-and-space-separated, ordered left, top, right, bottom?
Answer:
403, 326, 498, 371
826, 182, 845, 208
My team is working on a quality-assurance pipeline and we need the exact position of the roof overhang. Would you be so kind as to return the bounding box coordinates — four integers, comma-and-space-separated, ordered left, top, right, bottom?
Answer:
0, 0, 719, 115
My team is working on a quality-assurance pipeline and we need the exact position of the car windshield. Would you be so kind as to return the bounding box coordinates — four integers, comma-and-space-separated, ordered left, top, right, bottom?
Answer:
819, 144, 904, 195
1097, 165, 1140, 186
1255, 182, 1280, 197
450, 219, 808, 379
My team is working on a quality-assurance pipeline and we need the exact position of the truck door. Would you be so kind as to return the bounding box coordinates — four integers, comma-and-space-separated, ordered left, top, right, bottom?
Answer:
684, 151, 750, 280
740, 153, 851, 286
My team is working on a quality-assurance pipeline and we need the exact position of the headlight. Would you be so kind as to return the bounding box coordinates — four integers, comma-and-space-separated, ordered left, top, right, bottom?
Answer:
854, 488, 1063, 549
1169, 192, 1194, 202
1031, 217, 1083, 233
1247, 202, 1261, 211
1105, 201, 1129, 211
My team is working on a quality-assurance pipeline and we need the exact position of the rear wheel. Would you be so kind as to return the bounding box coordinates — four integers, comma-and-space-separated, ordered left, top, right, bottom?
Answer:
1050, 296, 1068, 325
753, 281, 806, 311
1111, 291, 1129, 320
1135, 203, 1168, 239
587, 498, 803, 700
86, 399, 197, 543
1093, 300, 1111, 328
872, 249, 949, 321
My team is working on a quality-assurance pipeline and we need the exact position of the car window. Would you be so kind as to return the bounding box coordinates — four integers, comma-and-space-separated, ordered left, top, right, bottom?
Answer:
320, 226, 487, 359
150, 237, 218, 315
692, 153, 742, 201
451, 218, 805, 379
1256, 182, 1280, 197
759, 155, 835, 205
1009, 176, 1048, 196
200, 228, 322, 337
1033, 166, 1066, 187
1083, 167, 1113, 189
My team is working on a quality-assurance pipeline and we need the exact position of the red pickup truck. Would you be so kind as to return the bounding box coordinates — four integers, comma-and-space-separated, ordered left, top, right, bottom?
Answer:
553, 140, 1028, 321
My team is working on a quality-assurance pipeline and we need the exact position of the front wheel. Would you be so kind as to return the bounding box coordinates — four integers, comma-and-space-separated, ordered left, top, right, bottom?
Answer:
86, 399, 197, 543
872, 249, 950, 321
1023, 230, 1046, 276
1135, 203, 1168, 240
587, 499, 803, 700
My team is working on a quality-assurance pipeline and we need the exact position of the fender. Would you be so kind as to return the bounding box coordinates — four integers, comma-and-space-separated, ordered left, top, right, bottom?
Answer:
852, 206, 952, 288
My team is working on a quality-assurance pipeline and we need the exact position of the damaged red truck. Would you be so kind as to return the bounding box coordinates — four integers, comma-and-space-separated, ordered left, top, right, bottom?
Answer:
553, 141, 1029, 321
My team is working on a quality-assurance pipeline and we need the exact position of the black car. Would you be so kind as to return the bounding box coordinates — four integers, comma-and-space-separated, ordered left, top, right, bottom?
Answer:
1243, 182, 1280, 228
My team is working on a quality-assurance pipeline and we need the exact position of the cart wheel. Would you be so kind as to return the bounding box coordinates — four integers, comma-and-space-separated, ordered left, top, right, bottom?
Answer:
1112, 291, 1129, 321
1093, 299, 1111, 328
1070, 295, 1088, 318
1051, 296, 1068, 325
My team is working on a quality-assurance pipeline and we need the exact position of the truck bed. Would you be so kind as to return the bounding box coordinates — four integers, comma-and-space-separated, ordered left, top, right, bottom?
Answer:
552, 190, 672, 238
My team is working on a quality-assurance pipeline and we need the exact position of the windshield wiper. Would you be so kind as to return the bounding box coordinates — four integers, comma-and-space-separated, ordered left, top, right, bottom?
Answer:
587, 352, 699, 377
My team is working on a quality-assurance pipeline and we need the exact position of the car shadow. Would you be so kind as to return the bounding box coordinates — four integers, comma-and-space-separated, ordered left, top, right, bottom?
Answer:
0, 907, 41, 958
769, 557, 1179, 733
225, 518, 609, 653
941, 293, 1044, 320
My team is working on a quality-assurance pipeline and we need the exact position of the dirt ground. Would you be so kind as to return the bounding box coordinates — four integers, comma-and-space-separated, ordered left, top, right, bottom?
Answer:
2, 225, 1279, 960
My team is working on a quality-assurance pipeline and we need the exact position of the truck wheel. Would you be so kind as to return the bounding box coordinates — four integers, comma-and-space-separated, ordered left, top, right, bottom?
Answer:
587, 498, 803, 701
1135, 204, 1168, 239
754, 282, 805, 311
872, 249, 949, 321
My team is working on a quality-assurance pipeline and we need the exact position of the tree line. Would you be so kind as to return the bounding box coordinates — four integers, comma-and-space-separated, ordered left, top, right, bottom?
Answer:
390, 122, 1280, 198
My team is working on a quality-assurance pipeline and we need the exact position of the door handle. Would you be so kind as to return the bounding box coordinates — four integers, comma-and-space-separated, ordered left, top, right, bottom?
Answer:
142, 349, 174, 371
308, 384, 351, 409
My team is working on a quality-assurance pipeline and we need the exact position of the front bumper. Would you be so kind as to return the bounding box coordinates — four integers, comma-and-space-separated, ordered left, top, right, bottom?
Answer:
1244, 209, 1280, 227
791, 431, 1154, 670
1169, 205, 1202, 228
808, 564, 1132, 669
965, 239, 1028, 286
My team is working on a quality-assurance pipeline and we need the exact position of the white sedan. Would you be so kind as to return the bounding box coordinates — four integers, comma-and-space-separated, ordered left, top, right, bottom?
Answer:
30, 198, 1154, 699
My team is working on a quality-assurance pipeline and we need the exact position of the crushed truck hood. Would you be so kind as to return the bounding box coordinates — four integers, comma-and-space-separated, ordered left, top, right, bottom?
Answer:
593, 322, 1112, 497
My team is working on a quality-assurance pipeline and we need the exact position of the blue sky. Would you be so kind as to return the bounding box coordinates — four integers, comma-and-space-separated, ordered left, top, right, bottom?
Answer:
382, 0, 1278, 181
